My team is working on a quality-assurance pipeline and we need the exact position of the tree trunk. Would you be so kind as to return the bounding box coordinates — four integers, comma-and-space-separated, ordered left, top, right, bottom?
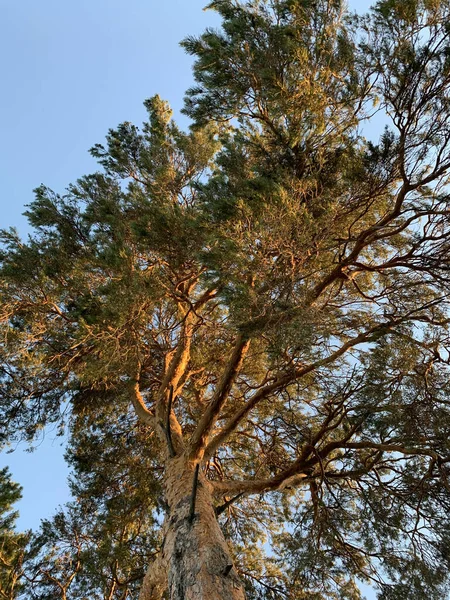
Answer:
159, 456, 246, 600
139, 552, 167, 600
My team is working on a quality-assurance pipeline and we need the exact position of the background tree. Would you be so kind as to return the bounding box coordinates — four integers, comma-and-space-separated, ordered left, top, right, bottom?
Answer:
0, 468, 29, 600
23, 401, 161, 600
2, 0, 450, 598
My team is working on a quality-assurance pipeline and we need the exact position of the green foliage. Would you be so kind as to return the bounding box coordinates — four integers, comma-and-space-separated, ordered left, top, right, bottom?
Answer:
0, 469, 29, 600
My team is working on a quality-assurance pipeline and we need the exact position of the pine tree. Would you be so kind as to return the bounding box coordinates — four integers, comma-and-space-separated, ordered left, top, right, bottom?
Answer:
2, 1, 450, 598
0, 469, 29, 600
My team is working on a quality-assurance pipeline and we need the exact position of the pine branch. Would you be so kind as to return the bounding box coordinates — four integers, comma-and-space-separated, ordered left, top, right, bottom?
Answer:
189, 335, 250, 460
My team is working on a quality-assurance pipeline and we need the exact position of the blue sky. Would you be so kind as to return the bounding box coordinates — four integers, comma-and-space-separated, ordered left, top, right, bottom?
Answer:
0, 0, 221, 235
1, 0, 376, 597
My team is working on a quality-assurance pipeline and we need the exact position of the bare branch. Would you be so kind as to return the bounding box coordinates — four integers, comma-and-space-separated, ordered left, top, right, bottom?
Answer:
130, 379, 154, 427
205, 321, 397, 460
189, 335, 250, 460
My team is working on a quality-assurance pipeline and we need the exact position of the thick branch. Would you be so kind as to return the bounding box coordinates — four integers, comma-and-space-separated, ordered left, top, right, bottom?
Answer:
189, 335, 250, 460
131, 380, 154, 427
213, 438, 443, 496
158, 315, 194, 400
155, 316, 195, 455
212, 463, 309, 495
323, 441, 441, 461
204, 322, 395, 460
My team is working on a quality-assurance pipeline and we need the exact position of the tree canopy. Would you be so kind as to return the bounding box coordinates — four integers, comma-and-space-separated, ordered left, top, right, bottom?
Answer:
2, 0, 450, 598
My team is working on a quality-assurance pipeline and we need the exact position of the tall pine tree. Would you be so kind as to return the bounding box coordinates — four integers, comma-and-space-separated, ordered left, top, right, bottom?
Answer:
2, 1, 450, 598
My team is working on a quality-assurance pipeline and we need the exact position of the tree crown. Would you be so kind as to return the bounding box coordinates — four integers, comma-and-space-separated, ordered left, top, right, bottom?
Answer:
2, 1, 450, 598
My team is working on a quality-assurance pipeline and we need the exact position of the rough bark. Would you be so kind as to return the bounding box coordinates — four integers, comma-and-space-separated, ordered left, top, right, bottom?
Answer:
139, 552, 167, 600
156, 456, 246, 600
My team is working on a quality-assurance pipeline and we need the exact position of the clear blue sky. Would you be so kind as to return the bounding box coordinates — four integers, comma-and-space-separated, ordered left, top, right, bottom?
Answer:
0, 0, 375, 597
